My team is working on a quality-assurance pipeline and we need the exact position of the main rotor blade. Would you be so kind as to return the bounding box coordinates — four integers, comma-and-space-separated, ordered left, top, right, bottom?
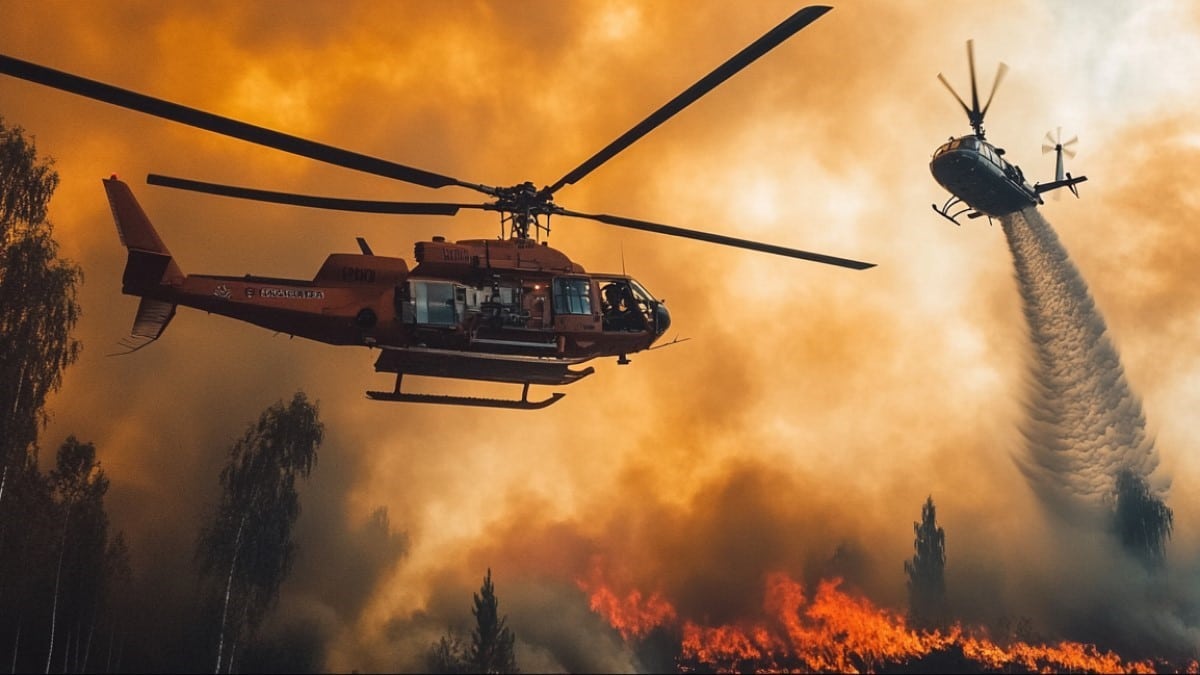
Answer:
0, 54, 493, 195
542, 5, 832, 196
147, 174, 493, 216
979, 62, 1007, 117
937, 73, 972, 118
967, 40, 980, 116
557, 207, 874, 269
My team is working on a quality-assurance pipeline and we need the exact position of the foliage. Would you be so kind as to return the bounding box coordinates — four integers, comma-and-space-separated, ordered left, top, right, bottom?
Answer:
1112, 469, 1173, 569
196, 392, 323, 673
0, 119, 121, 673
470, 568, 518, 674
904, 495, 946, 628
0, 116, 81, 472
427, 569, 519, 674
427, 630, 472, 675
0, 436, 127, 673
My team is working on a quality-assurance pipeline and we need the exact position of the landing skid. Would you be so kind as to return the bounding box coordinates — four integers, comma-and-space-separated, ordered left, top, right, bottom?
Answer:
366, 376, 566, 410
931, 195, 988, 224
932, 196, 975, 226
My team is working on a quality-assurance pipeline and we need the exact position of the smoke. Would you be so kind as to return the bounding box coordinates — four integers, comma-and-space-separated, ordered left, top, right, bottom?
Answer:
1000, 208, 1164, 520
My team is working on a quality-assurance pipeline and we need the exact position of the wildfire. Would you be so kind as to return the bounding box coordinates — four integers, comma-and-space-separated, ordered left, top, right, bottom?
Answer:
576, 559, 676, 641
580, 569, 1186, 673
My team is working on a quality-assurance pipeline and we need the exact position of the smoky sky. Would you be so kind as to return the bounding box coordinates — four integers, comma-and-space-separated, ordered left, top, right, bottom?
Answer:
3, 1, 1200, 671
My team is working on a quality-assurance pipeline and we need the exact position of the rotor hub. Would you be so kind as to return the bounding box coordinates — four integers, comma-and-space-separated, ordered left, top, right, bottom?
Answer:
493, 181, 557, 240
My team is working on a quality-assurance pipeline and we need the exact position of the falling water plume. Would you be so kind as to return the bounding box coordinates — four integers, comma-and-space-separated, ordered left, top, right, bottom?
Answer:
1000, 208, 1169, 554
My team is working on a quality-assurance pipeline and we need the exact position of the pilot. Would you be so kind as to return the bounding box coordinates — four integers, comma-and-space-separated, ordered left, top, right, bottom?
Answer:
603, 282, 643, 331
602, 283, 631, 330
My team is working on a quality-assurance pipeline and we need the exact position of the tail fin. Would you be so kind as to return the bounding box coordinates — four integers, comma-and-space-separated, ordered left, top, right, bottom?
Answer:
103, 176, 182, 354
102, 176, 184, 291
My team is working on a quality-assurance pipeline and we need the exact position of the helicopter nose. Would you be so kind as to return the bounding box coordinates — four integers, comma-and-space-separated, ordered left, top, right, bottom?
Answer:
654, 302, 671, 336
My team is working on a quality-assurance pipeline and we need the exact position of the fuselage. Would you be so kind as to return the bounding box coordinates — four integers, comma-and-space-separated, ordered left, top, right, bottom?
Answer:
146, 237, 671, 363
930, 134, 1041, 217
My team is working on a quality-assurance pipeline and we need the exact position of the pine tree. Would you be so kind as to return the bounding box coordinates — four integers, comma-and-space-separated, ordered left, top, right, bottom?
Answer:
427, 569, 519, 674
470, 568, 518, 674
904, 495, 946, 628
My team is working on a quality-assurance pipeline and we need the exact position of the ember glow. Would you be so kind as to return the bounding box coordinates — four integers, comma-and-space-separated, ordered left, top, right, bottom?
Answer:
583, 571, 1186, 673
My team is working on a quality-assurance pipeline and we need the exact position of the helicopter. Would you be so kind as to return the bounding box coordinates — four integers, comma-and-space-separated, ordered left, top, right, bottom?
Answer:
930, 40, 1088, 225
0, 5, 874, 410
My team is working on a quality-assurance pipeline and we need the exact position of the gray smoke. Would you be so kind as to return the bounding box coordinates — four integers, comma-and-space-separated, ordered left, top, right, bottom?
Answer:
1000, 207, 1164, 520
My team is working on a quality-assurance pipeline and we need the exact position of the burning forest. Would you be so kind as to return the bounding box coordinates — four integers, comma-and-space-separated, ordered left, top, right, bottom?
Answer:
580, 566, 1192, 673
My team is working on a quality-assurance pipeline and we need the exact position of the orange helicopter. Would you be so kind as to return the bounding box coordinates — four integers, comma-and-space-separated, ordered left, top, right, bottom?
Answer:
1, 5, 873, 409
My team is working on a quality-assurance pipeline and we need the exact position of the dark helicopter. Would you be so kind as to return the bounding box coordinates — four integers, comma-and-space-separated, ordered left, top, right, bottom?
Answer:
931, 41, 1088, 225
0, 5, 873, 410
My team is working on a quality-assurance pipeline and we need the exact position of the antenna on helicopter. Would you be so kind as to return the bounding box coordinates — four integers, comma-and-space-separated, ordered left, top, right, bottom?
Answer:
937, 40, 1008, 139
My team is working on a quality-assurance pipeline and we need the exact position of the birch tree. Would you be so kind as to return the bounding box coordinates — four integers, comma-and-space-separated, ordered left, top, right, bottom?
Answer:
0, 116, 81, 481
196, 392, 322, 673
44, 437, 109, 674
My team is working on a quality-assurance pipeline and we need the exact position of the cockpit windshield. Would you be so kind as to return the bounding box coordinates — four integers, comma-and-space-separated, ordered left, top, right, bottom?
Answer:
627, 279, 657, 304
935, 135, 980, 157
595, 276, 658, 333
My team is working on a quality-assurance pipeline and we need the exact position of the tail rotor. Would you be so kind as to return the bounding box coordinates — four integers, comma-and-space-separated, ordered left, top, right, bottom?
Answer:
1042, 127, 1080, 196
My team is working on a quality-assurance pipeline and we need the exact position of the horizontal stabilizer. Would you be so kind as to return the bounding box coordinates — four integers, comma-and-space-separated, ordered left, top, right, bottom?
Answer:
1035, 174, 1088, 198
110, 297, 176, 355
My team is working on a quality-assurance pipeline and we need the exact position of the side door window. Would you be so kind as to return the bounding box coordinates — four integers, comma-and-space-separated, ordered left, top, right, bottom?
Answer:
552, 277, 592, 316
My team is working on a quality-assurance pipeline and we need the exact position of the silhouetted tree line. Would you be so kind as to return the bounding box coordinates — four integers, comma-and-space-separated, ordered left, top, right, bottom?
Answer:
1, 118, 332, 672
0, 116, 130, 672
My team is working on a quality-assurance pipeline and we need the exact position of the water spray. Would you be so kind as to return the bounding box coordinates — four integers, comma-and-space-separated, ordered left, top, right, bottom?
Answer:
1001, 208, 1170, 561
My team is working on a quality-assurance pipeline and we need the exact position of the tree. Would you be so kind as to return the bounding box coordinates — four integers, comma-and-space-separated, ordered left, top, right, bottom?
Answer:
426, 630, 470, 675
196, 392, 322, 674
0, 116, 81, 480
426, 569, 519, 674
45, 437, 111, 674
1112, 469, 1173, 569
904, 495, 946, 628
470, 568, 518, 674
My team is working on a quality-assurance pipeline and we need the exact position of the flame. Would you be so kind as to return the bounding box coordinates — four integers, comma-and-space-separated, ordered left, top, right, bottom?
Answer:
581, 569, 1190, 673
576, 559, 676, 641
